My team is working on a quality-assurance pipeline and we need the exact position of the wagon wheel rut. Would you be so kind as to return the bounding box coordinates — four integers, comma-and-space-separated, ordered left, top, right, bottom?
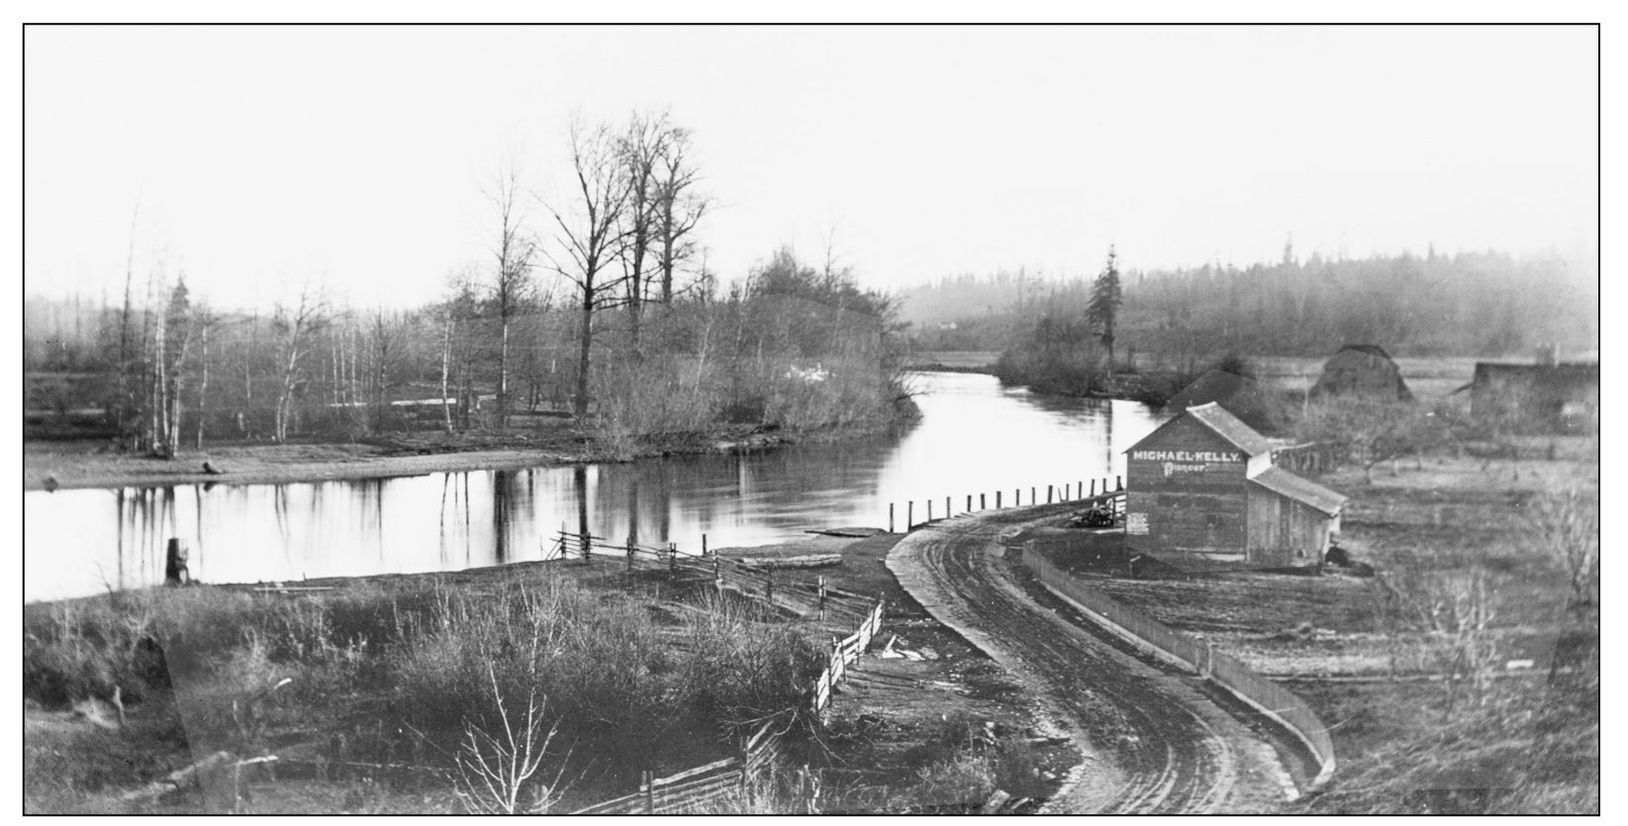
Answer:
887, 507, 1292, 814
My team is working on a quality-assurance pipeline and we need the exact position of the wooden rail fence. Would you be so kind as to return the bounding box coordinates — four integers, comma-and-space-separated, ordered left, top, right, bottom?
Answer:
548, 531, 877, 625
888, 476, 1125, 531
1018, 543, 1337, 795
568, 597, 886, 815
1269, 442, 1342, 475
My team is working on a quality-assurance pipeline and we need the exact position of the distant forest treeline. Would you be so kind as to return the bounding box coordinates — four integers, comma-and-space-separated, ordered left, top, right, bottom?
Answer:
899, 249, 1598, 365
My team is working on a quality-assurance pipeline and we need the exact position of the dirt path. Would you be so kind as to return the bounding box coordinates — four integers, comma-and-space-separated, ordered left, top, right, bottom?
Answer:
887, 505, 1293, 814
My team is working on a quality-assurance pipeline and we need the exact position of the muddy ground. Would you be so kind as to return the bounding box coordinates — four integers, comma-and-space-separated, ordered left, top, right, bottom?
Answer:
889, 505, 1308, 814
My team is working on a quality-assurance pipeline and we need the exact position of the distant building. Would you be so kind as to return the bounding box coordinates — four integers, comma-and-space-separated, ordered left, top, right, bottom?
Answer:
1123, 402, 1347, 571
1311, 344, 1412, 402
1465, 360, 1599, 433
1165, 368, 1274, 432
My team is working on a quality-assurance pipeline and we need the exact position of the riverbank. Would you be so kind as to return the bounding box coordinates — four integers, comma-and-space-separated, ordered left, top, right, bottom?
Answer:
23, 518, 1076, 814
23, 412, 916, 492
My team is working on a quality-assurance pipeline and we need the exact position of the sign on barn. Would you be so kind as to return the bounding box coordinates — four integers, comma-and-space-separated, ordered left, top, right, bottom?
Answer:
1122, 402, 1345, 571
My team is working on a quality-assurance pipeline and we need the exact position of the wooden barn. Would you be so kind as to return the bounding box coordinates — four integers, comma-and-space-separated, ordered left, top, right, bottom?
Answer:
1165, 368, 1274, 432
1465, 360, 1599, 433
1311, 344, 1413, 401
1123, 402, 1347, 571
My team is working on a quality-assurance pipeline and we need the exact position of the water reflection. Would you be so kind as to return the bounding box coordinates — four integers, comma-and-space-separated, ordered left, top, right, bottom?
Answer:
24, 373, 1166, 602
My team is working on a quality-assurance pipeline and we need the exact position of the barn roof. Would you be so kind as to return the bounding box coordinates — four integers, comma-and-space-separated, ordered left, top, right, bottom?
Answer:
1127, 401, 1275, 457
1185, 402, 1276, 456
1248, 466, 1348, 516
1337, 344, 1394, 360
1166, 369, 1264, 409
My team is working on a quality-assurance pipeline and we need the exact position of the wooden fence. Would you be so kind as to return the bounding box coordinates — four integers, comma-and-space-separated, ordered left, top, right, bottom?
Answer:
569, 720, 783, 815
548, 531, 878, 625
811, 599, 886, 717
888, 476, 1126, 531
563, 571, 887, 814
1018, 543, 1337, 795
1270, 442, 1342, 476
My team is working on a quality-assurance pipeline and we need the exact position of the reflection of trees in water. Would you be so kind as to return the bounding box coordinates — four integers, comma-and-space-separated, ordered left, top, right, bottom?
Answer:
490, 469, 539, 564
115, 488, 125, 590
115, 486, 176, 589
194, 486, 205, 581
579, 469, 592, 547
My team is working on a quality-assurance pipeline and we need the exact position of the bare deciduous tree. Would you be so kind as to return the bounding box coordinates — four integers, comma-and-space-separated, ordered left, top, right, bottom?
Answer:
486, 165, 537, 428
272, 285, 327, 444
545, 119, 633, 419
1533, 488, 1600, 609
653, 125, 710, 308
615, 112, 670, 360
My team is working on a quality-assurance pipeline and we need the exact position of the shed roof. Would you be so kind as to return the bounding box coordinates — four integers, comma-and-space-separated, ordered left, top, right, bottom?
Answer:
1248, 466, 1348, 516
1167, 369, 1266, 408
1337, 344, 1394, 360
1127, 401, 1275, 457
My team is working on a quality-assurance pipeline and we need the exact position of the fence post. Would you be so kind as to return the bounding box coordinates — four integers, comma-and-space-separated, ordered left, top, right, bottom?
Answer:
907, 501, 913, 529
581, 531, 592, 561
702, 533, 708, 557
818, 575, 826, 622
945, 496, 950, 518
626, 536, 635, 573
888, 502, 895, 533
1031, 486, 1036, 505
1047, 484, 1053, 504
1090, 479, 1096, 497
668, 542, 678, 577
927, 500, 933, 522
980, 493, 986, 510
1117, 475, 1123, 492
996, 491, 1002, 508
966, 494, 972, 513
643, 770, 655, 813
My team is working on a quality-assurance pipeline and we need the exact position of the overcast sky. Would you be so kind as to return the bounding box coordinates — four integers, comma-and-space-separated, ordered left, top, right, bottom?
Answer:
23, 24, 1599, 311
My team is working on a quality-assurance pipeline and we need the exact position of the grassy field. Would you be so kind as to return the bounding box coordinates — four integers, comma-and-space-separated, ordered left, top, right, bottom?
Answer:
1032, 437, 1598, 813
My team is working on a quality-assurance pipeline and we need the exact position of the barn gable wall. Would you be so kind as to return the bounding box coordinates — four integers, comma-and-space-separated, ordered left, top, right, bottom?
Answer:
1125, 415, 1250, 561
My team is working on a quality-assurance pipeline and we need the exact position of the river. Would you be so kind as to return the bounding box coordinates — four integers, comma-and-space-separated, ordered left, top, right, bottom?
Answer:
23, 372, 1166, 603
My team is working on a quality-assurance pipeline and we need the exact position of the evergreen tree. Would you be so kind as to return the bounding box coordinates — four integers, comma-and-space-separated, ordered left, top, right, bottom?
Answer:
1086, 245, 1124, 371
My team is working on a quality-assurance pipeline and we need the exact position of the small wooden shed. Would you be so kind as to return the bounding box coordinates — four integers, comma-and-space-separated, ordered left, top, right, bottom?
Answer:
1124, 402, 1347, 571
1465, 361, 1598, 433
1311, 344, 1413, 402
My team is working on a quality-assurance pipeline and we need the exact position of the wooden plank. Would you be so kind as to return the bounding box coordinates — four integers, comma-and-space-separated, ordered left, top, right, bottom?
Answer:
650, 756, 738, 787
744, 721, 776, 751
652, 772, 739, 804
572, 791, 645, 814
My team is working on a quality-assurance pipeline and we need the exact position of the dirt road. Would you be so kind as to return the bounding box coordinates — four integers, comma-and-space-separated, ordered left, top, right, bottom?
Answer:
887, 505, 1295, 814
